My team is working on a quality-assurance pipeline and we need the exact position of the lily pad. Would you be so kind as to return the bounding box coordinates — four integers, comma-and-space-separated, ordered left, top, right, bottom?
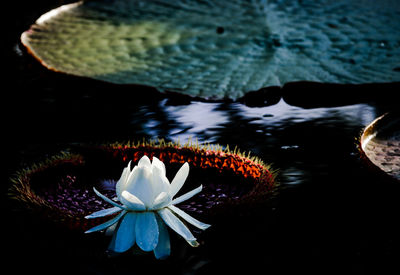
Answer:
9, 141, 276, 231
360, 112, 400, 182
21, 0, 400, 99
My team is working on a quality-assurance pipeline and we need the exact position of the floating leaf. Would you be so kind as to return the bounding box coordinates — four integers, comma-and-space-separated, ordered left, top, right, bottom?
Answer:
21, 0, 400, 99
9, 140, 277, 231
360, 112, 400, 182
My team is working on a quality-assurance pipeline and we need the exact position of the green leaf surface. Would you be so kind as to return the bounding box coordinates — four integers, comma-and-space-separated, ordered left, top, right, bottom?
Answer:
21, 0, 400, 99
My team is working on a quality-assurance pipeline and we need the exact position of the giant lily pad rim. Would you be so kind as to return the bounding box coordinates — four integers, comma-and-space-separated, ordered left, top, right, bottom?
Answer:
9, 139, 277, 232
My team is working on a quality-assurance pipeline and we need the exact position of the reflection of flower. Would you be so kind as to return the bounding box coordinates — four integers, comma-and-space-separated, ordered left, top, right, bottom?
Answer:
85, 155, 210, 259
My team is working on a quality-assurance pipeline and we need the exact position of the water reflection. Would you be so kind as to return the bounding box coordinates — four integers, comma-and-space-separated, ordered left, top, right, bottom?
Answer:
237, 98, 376, 128
134, 97, 378, 187
147, 98, 378, 148
163, 100, 228, 143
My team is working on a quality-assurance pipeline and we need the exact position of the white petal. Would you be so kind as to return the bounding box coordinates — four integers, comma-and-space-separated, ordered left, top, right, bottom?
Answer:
85, 210, 126, 234
121, 161, 132, 181
108, 212, 137, 253
121, 191, 146, 211
124, 166, 154, 207
93, 187, 126, 209
151, 192, 172, 210
85, 206, 122, 219
115, 161, 131, 201
171, 185, 202, 205
153, 214, 171, 259
168, 205, 211, 230
122, 166, 138, 196
138, 155, 151, 169
136, 212, 159, 252
151, 156, 166, 176
151, 162, 170, 197
158, 208, 199, 247
170, 162, 189, 198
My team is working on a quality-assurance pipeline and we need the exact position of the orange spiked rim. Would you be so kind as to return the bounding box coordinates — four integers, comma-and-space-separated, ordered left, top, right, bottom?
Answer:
9, 139, 278, 232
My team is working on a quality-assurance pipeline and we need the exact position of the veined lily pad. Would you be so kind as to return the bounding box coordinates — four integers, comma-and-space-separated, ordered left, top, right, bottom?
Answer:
21, 0, 400, 99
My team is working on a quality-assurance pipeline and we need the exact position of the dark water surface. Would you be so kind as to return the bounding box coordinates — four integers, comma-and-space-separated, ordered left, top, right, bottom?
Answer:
3, 1, 400, 274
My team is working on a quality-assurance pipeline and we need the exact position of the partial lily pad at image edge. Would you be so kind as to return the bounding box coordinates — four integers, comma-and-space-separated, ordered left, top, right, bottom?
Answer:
21, 0, 400, 99
360, 112, 400, 182
9, 141, 277, 232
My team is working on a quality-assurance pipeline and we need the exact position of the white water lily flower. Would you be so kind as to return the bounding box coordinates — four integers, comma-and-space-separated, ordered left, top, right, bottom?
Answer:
85, 155, 210, 259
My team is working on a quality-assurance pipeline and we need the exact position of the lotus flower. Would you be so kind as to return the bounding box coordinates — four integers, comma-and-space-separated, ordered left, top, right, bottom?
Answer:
85, 155, 210, 259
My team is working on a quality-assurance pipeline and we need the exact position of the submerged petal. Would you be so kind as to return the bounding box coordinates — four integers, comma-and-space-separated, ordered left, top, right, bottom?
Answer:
154, 214, 171, 259
170, 162, 189, 198
105, 222, 118, 236
109, 212, 137, 253
171, 185, 202, 205
136, 212, 159, 252
85, 210, 126, 234
168, 205, 211, 230
158, 208, 199, 247
121, 190, 146, 211
85, 206, 122, 219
